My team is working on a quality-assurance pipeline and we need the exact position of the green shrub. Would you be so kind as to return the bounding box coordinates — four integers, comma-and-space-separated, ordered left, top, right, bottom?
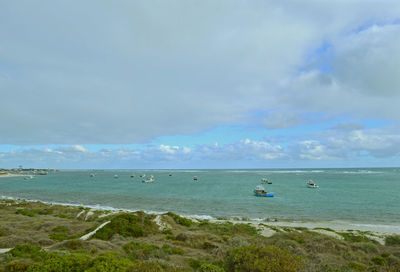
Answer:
199, 221, 258, 237
348, 262, 367, 271
161, 244, 185, 255
62, 240, 84, 250
4, 261, 30, 272
226, 245, 304, 272
371, 256, 387, 266
339, 232, 371, 243
123, 241, 160, 260
166, 212, 193, 227
92, 213, 147, 240
386, 235, 400, 246
27, 252, 90, 272
198, 263, 225, 272
126, 261, 188, 272
10, 244, 43, 260
49, 226, 76, 241
87, 252, 132, 272
15, 209, 35, 217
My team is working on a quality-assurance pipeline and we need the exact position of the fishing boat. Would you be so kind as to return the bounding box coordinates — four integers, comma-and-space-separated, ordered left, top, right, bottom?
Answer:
253, 185, 274, 197
307, 180, 319, 188
142, 175, 154, 183
261, 178, 272, 184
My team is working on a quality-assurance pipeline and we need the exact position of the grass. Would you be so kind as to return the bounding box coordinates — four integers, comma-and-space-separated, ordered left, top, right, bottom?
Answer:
2, 199, 400, 272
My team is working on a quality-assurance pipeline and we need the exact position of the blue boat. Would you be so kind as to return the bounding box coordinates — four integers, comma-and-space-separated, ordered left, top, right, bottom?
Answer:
253, 185, 274, 197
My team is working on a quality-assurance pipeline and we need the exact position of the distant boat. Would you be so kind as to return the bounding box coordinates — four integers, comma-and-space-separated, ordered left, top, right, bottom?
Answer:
193, 176, 198, 181
90, 173, 95, 177
130, 175, 135, 178
140, 174, 146, 178
114, 175, 119, 179
169, 173, 172, 176
24, 175, 34, 180
142, 175, 154, 183
261, 178, 272, 184
307, 180, 319, 188
253, 185, 274, 197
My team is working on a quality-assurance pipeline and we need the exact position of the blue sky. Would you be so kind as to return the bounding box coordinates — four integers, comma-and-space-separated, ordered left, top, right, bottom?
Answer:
1, 1, 400, 169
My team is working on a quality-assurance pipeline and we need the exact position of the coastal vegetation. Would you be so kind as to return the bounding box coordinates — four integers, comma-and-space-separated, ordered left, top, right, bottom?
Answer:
0, 199, 399, 271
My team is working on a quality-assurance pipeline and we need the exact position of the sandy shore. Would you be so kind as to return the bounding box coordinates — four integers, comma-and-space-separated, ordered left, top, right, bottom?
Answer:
0, 173, 28, 178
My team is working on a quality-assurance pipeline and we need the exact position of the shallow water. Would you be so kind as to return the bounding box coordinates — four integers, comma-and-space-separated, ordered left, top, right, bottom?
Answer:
1, 168, 399, 227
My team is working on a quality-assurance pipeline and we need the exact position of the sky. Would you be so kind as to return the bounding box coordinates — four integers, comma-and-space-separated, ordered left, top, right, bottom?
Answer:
1, 0, 400, 169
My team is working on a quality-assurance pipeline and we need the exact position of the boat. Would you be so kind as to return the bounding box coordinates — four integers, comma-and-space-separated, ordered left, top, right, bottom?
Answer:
169, 173, 172, 176
114, 175, 119, 179
24, 175, 34, 180
307, 180, 319, 188
90, 173, 95, 177
130, 175, 135, 178
253, 185, 274, 197
261, 178, 272, 184
140, 174, 146, 178
142, 175, 154, 183
193, 176, 198, 181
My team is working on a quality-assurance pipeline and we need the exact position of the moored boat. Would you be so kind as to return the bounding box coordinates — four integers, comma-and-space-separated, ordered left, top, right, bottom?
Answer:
307, 180, 319, 188
261, 178, 272, 184
253, 185, 274, 197
142, 175, 154, 183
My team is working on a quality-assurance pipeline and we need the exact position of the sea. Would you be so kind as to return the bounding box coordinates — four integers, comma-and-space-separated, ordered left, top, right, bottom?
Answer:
1, 168, 399, 232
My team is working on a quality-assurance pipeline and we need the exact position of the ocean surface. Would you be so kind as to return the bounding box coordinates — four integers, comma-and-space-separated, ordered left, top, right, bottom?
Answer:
1, 168, 399, 228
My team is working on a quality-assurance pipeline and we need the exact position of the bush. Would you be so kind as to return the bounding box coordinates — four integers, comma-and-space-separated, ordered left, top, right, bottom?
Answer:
199, 221, 258, 237
15, 209, 35, 217
348, 262, 367, 271
10, 244, 44, 260
386, 235, 400, 246
27, 252, 90, 272
226, 245, 304, 272
166, 212, 193, 227
123, 241, 159, 260
161, 244, 185, 255
4, 261, 30, 272
87, 252, 132, 272
198, 263, 225, 272
62, 240, 84, 250
92, 213, 148, 240
339, 232, 371, 243
371, 256, 387, 266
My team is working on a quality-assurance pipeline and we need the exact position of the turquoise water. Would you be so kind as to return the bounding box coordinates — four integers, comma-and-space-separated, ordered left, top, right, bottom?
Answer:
1, 168, 399, 226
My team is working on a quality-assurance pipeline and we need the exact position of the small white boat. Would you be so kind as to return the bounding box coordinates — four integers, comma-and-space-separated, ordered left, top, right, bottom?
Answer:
193, 176, 198, 181
142, 175, 154, 183
114, 175, 119, 179
24, 175, 34, 180
261, 178, 272, 184
253, 185, 274, 197
140, 174, 146, 178
307, 180, 319, 188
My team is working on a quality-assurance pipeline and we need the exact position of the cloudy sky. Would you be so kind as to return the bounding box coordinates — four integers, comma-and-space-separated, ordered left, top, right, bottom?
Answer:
1, 0, 400, 169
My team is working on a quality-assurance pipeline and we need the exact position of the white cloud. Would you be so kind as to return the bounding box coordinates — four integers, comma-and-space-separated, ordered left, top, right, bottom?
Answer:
1, 1, 400, 144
